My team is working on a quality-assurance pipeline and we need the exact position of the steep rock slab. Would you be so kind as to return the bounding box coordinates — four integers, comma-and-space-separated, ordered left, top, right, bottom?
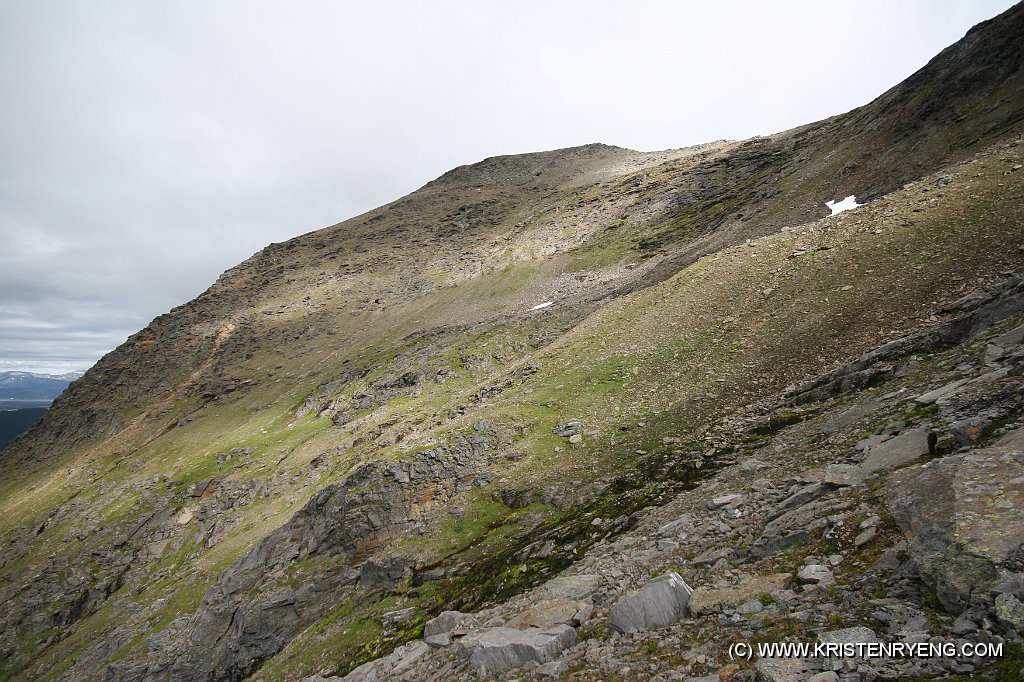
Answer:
885, 430, 1024, 613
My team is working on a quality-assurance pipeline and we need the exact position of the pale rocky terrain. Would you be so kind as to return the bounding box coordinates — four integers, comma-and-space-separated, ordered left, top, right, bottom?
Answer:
2, 4, 1024, 682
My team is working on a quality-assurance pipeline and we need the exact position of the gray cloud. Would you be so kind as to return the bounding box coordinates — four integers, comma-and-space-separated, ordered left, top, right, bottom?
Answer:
0, 0, 1016, 372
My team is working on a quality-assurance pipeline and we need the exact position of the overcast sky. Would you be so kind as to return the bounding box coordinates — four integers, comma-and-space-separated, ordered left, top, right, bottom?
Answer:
0, 0, 1016, 374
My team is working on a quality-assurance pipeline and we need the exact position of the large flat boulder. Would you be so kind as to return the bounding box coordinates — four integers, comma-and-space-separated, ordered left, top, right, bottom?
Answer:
688, 574, 792, 616
540, 574, 603, 600
457, 625, 577, 675
862, 427, 933, 472
609, 572, 692, 633
506, 599, 587, 630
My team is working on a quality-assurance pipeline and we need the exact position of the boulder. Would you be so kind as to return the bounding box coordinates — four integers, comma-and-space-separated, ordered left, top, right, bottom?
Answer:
771, 483, 828, 518
535, 659, 570, 679
342, 640, 430, 681
995, 593, 1024, 631
691, 546, 731, 567
424, 610, 467, 638
818, 625, 879, 645
951, 613, 979, 635
994, 323, 1024, 348
609, 572, 692, 633
807, 673, 840, 682
817, 626, 881, 669
738, 458, 770, 473
656, 539, 679, 552
708, 493, 743, 509
822, 463, 866, 487
505, 599, 586, 630
657, 513, 694, 537
797, 564, 835, 587
753, 497, 850, 558
458, 625, 576, 675
541, 574, 603, 600
854, 527, 878, 547
552, 421, 582, 437
862, 428, 933, 472
380, 607, 415, 628
688, 573, 791, 616
423, 609, 469, 648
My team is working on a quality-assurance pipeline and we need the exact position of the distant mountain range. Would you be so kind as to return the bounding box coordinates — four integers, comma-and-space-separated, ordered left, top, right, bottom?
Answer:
0, 371, 83, 402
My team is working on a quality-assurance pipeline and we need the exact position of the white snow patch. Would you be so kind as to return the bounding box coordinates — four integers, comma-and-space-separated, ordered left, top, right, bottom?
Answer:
530, 301, 554, 311
826, 195, 862, 215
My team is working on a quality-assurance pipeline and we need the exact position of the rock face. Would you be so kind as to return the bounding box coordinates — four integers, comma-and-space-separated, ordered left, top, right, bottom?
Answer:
170, 437, 489, 681
885, 430, 1024, 613
609, 572, 692, 633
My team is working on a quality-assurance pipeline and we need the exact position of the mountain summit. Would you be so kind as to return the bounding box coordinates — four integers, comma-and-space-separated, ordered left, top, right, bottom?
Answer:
2, 4, 1024, 681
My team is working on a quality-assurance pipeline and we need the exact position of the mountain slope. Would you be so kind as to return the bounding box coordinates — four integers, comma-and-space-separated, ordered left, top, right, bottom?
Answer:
1, 4, 1024, 681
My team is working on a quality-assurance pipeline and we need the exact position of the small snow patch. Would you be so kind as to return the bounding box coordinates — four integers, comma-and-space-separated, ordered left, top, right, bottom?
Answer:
530, 301, 554, 311
826, 195, 862, 215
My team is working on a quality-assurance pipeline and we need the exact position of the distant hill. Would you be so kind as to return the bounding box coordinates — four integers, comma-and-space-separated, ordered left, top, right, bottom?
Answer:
0, 371, 82, 401
0, 407, 47, 451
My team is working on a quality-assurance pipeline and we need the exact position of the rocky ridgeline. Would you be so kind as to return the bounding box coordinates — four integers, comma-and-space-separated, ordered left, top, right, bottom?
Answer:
302, 274, 1024, 681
